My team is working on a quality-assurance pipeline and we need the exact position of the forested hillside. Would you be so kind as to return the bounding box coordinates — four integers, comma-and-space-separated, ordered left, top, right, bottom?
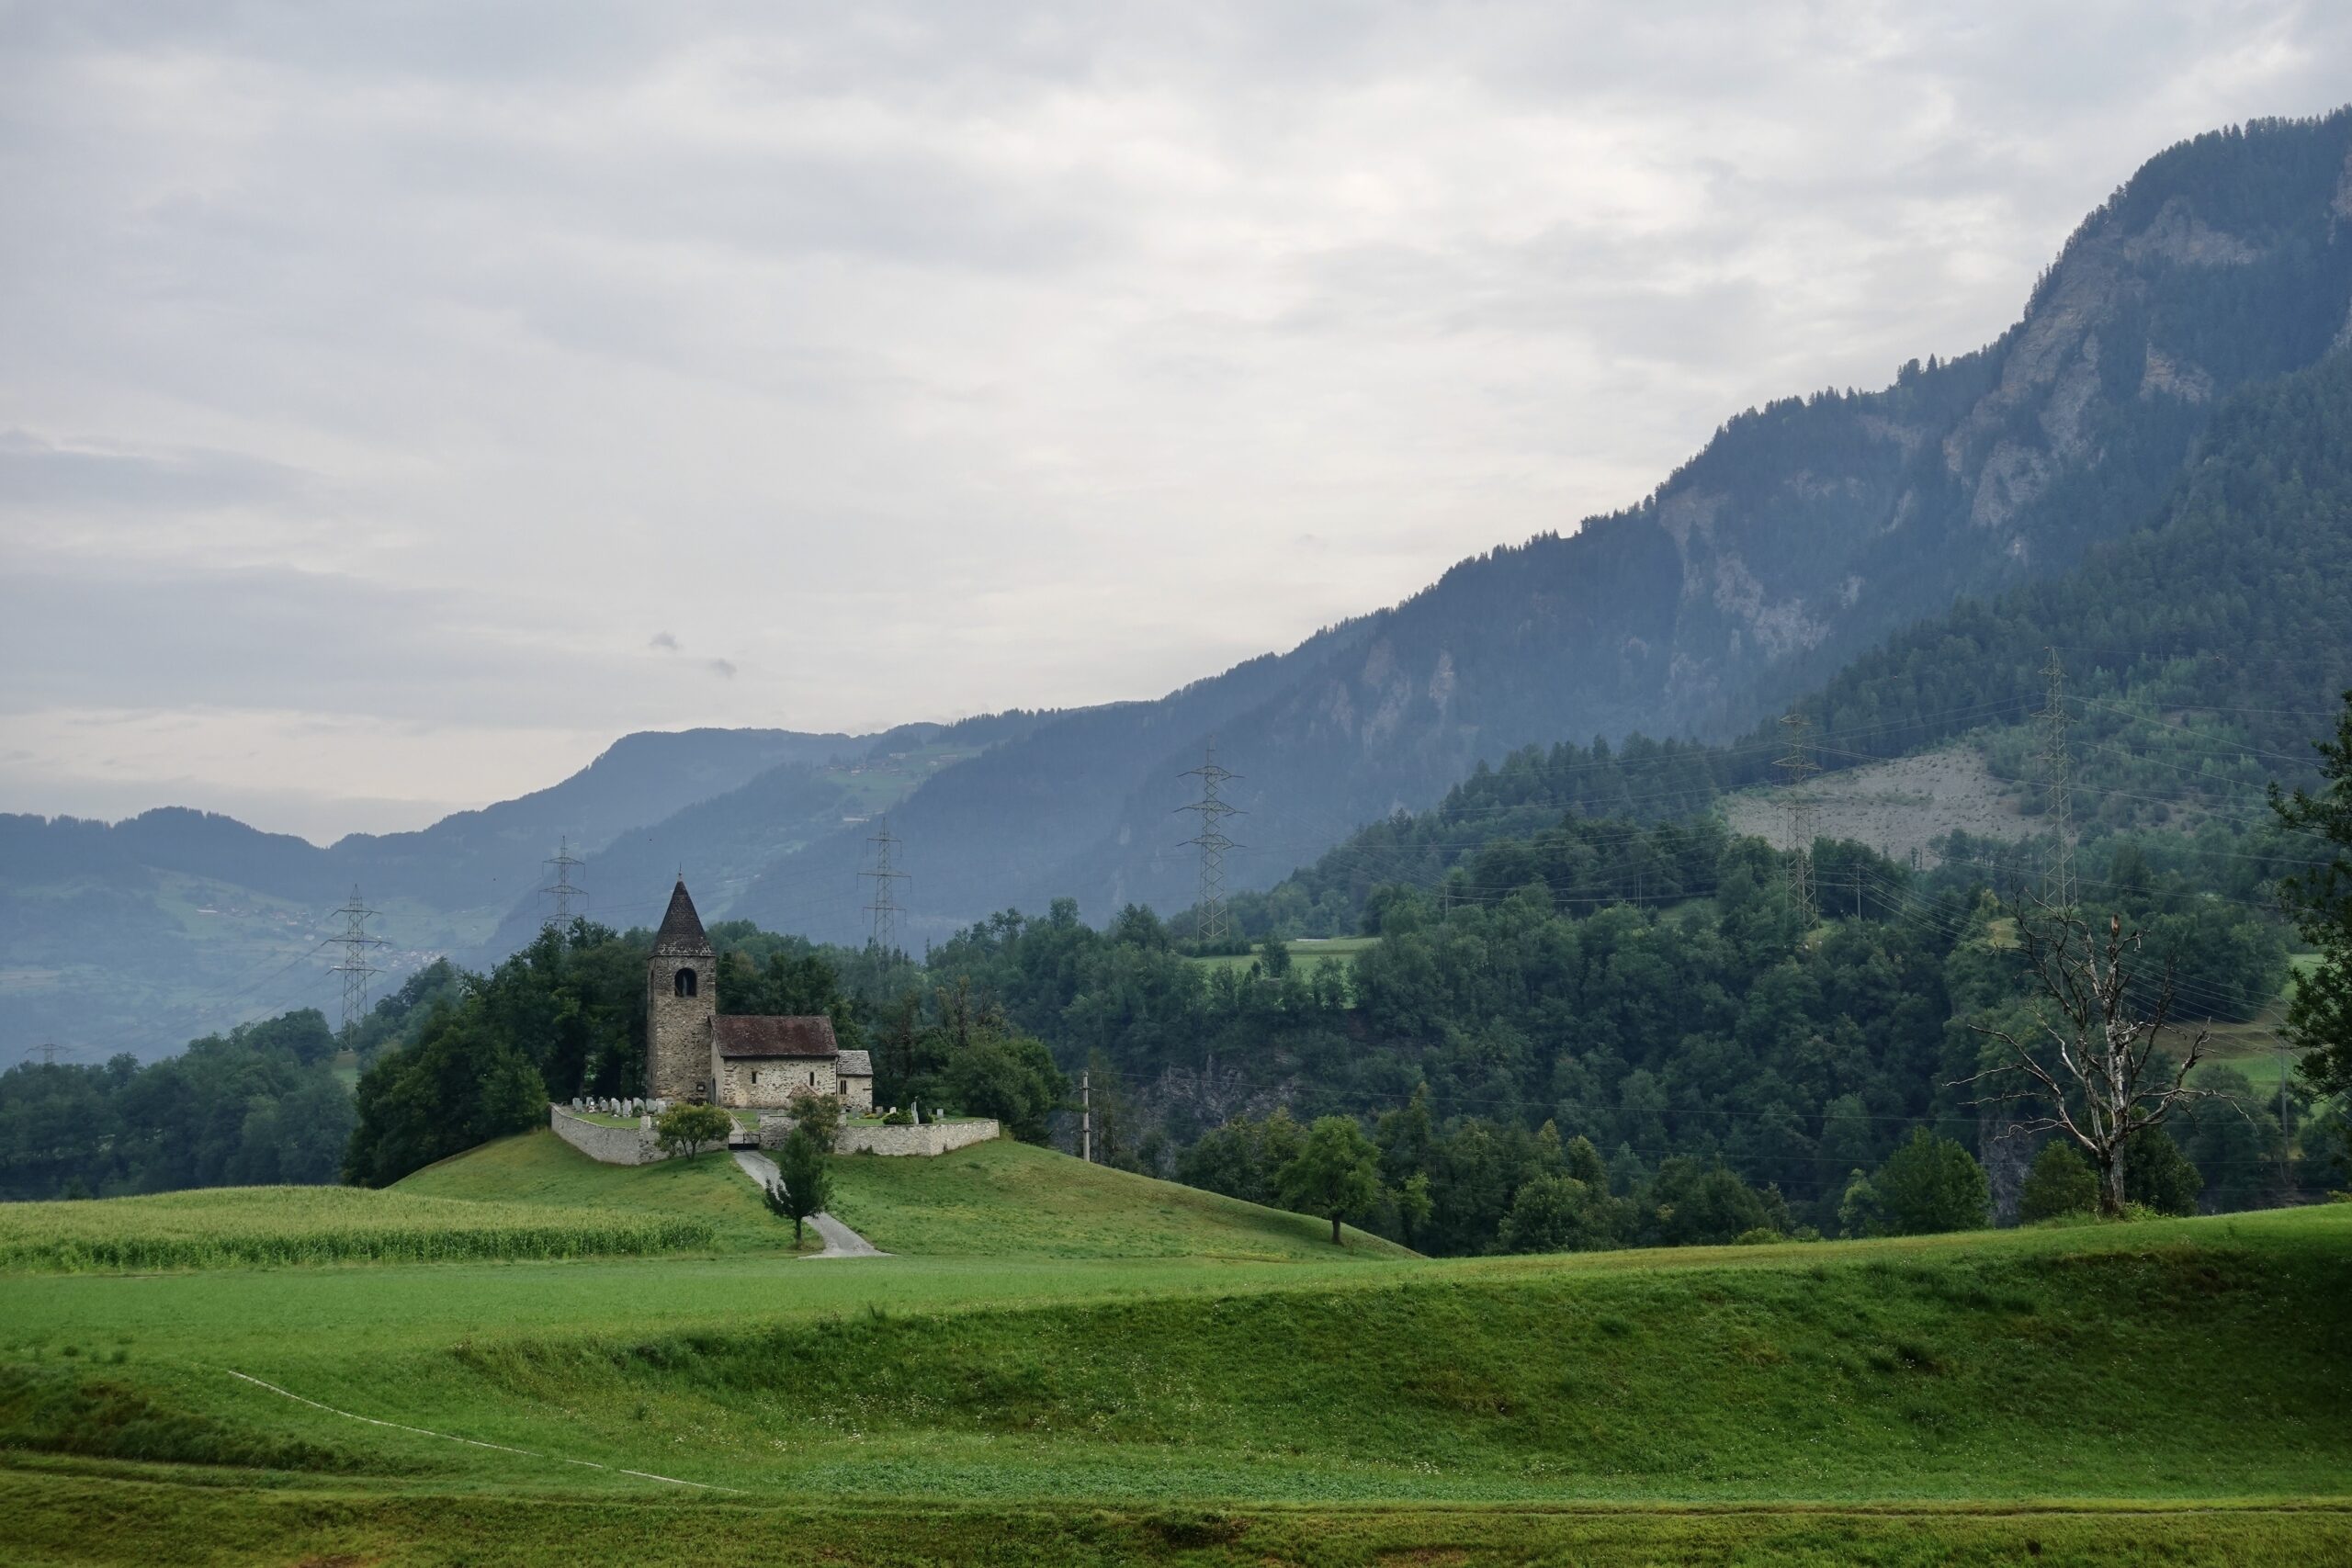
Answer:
1238, 345, 2352, 938
732, 110, 2352, 945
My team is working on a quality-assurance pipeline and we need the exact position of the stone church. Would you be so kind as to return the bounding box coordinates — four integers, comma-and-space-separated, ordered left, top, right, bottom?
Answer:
644, 877, 874, 1111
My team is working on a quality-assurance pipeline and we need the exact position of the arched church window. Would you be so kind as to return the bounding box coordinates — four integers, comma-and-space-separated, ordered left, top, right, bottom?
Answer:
673, 967, 697, 998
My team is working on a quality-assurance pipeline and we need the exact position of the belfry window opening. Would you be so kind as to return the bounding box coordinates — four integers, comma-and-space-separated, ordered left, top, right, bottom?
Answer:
673, 967, 697, 998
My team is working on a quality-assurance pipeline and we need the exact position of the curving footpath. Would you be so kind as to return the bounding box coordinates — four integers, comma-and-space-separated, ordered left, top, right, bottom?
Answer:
730, 1148, 885, 1258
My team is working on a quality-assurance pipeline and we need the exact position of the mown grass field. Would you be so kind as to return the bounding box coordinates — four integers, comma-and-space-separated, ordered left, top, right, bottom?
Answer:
3, 1131, 2348, 1564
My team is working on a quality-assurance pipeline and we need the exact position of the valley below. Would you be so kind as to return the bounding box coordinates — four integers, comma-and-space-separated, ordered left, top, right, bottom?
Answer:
4, 1134, 2347, 1565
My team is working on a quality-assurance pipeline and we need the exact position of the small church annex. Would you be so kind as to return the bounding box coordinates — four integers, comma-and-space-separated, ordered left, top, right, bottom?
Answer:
643, 877, 874, 1112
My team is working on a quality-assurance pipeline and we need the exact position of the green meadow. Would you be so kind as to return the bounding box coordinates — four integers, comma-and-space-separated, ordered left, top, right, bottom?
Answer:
1187, 935, 1378, 980
3, 1129, 2348, 1564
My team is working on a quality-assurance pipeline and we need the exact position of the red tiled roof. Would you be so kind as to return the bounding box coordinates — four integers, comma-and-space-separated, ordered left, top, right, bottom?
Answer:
712, 1014, 838, 1058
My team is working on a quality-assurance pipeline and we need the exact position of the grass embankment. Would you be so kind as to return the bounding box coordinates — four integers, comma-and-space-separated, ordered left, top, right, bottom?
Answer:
4, 1137, 2348, 1563
399, 1128, 789, 1251
442, 1208, 2352, 1504
8, 1474, 2347, 1567
0, 1183, 715, 1272
826, 1136, 1411, 1259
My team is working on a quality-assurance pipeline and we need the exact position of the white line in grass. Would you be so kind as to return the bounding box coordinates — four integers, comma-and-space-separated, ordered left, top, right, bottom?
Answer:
219, 1368, 741, 1493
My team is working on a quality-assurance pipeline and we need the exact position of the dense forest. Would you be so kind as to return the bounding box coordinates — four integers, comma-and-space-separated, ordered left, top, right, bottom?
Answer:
1, 795, 2325, 1253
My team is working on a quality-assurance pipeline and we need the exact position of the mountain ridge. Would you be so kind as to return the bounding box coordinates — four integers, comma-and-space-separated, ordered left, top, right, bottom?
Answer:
726, 108, 2352, 943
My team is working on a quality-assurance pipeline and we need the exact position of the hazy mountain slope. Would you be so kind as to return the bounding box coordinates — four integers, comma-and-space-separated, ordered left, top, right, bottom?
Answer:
475, 709, 1069, 954
729, 620, 1379, 942
1255, 344, 2352, 933
734, 110, 2352, 944
0, 727, 872, 1056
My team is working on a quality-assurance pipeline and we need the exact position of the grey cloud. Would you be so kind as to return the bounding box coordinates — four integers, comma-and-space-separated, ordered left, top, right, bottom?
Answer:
0, 430, 322, 515
2, 2, 2346, 837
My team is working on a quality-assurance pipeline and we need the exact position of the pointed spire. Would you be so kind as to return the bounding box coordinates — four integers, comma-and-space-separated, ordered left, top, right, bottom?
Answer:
652, 876, 712, 955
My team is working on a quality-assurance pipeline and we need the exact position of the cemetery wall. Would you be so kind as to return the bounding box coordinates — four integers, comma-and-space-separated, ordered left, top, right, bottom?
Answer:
835, 1119, 1000, 1157
548, 1103, 662, 1166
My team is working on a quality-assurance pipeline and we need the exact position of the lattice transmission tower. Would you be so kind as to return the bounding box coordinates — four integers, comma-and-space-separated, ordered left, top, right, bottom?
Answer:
2036, 646, 2075, 910
1177, 739, 1244, 944
860, 818, 910, 951
540, 837, 587, 931
327, 885, 387, 1038
1777, 713, 1818, 919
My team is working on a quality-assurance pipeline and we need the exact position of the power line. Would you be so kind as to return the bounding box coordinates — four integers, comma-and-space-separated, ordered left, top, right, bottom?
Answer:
1177, 738, 1245, 944
540, 837, 587, 931
860, 817, 910, 952
326, 885, 387, 1040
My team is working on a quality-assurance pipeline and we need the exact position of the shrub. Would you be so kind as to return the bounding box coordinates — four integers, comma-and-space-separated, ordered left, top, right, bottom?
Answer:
655, 1102, 734, 1160
1874, 1130, 1989, 1235
2018, 1140, 2099, 1223
2124, 1125, 2202, 1215
1498, 1175, 1623, 1253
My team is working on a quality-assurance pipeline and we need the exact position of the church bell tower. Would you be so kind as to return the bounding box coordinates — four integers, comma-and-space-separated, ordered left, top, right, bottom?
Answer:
645, 876, 716, 1100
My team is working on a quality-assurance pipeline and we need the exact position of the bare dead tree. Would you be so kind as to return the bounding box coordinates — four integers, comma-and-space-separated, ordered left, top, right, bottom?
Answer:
1954, 899, 2222, 1217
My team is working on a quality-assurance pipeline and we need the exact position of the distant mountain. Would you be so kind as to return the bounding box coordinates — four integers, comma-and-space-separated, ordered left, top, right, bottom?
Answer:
471, 709, 1067, 954
0, 726, 876, 1055
1250, 343, 2352, 933
19, 109, 2352, 1044
729, 109, 2352, 944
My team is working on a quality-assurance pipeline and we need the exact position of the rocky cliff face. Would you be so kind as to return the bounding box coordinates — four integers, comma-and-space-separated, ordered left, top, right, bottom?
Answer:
734, 112, 2352, 942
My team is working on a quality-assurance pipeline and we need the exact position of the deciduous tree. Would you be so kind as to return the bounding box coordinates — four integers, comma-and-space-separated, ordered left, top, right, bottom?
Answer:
766, 1129, 831, 1246
1960, 903, 2221, 1216
655, 1101, 732, 1160
1277, 1116, 1382, 1246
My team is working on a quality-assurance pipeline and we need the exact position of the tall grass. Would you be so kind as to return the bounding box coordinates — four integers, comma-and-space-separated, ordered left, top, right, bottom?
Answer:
0, 1186, 715, 1272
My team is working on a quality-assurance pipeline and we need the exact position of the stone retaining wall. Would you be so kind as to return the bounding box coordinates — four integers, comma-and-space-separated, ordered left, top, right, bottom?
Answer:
835, 1119, 1000, 1156
549, 1104, 662, 1165
550, 1103, 998, 1163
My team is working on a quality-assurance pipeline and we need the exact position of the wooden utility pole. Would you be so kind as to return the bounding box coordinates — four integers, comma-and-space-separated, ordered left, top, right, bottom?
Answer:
1081, 1069, 1092, 1163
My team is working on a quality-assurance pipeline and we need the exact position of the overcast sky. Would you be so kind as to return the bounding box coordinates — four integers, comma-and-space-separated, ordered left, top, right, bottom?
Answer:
3, 3, 2346, 842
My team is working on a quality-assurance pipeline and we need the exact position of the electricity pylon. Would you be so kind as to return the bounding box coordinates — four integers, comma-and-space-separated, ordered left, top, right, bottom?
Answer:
540, 837, 586, 931
860, 818, 910, 951
1777, 714, 1818, 918
1177, 739, 1244, 944
327, 885, 387, 1038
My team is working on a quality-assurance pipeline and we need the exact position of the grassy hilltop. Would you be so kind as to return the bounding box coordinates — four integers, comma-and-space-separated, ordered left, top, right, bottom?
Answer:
2, 1131, 2348, 1565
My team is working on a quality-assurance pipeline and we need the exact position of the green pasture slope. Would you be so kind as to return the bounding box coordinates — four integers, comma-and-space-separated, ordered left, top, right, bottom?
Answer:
1188, 935, 1378, 981
1, 1130, 2347, 1564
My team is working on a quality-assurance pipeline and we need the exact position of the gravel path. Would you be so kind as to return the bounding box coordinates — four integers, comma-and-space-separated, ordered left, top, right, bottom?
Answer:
730, 1148, 885, 1258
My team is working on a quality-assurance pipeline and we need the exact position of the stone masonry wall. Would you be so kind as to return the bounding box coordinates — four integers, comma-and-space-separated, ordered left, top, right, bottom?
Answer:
834, 1119, 1000, 1157
549, 1104, 662, 1165
554, 1102, 996, 1163
645, 954, 714, 1101
718, 1056, 837, 1109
